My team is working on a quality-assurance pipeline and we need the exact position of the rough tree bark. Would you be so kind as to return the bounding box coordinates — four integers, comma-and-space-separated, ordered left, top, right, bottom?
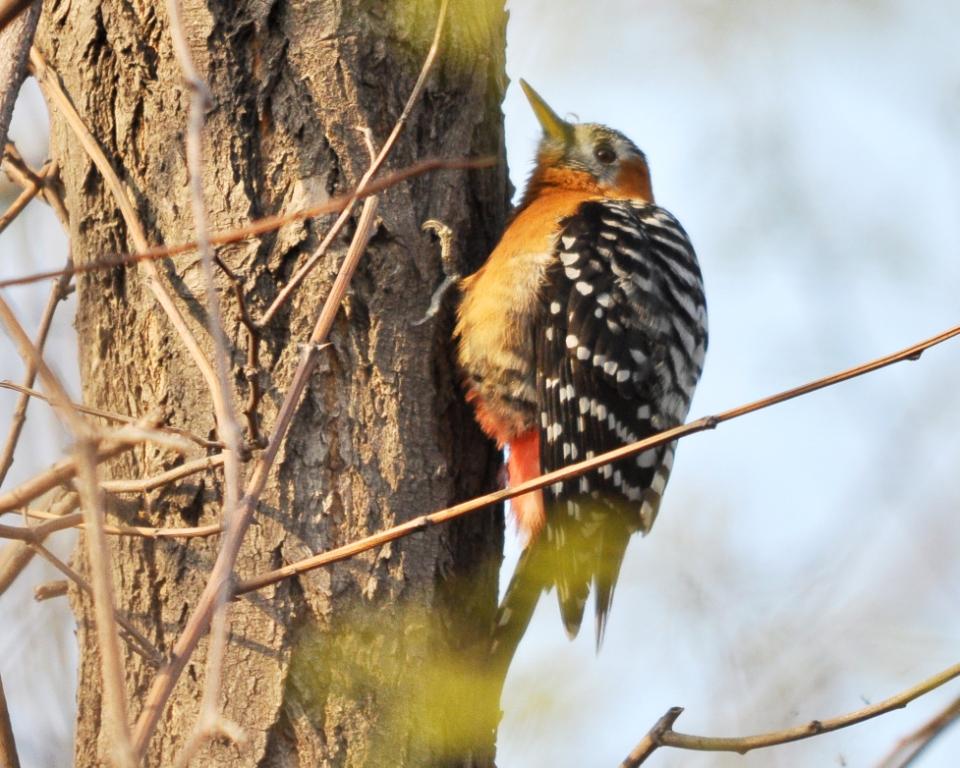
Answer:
34, 0, 509, 765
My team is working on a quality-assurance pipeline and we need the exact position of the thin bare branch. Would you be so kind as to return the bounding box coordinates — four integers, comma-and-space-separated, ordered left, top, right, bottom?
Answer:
33, 578, 67, 601
620, 663, 960, 765
0, 155, 494, 291
0, 510, 82, 540
876, 694, 960, 768
0, 380, 222, 450
29, 46, 223, 416
2, 143, 69, 225
23, 507, 222, 540
165, 1, 245, 751
30, 542, 162, 667
258, 0, 450, 327
0, 491, 78, 596
0, 670, 19, 768
91, 425, 195, 456
100, 453, 225, 495
619, 707, 684, 767
0, 158, 52, 235
0, 440, 135, 516
0, 294, 136, 766
235, 322, 960, 595
0, 251, 73, 485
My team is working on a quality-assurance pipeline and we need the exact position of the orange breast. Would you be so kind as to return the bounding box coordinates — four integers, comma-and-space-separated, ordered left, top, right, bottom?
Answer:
455, 188, 600, 444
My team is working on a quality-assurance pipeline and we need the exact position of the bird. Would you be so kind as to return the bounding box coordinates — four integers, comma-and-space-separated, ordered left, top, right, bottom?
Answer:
454, 80, 708, 656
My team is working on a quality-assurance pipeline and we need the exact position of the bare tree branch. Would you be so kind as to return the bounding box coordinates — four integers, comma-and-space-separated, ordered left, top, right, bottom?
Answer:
620, 662, 960, 765
0, 380, 221, 450
23, 506, 222, 540
0, 157, 53, 235
0, 438, 142, 516
164, 1, 246, 753
0, 154, 494, 291
0, 670, 20, 768
235, 322, 960, 595
619, 707, 683, 768
0, 295, 136, 766
33, 578, 67, 601
0, 0, 38, 145
2, 142, 69, 225
29, 45, 222, 414
29, 541, 162, 667
0, 510, 82, 541
100, 453, 225, 495
0, 491, 78, 596
875, 694, 960, 768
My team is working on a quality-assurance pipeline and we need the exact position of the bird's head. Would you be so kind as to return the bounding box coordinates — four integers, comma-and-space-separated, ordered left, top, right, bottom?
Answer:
517, 79, 653, 209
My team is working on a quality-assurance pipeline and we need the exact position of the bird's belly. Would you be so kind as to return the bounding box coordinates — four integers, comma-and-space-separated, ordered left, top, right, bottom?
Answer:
461, 336, 538, 445
457, 253, 549, 443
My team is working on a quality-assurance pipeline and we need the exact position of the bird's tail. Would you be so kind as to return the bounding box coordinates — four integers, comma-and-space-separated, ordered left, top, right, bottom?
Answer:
489, 539, 551, 685
550, 497, 633, 648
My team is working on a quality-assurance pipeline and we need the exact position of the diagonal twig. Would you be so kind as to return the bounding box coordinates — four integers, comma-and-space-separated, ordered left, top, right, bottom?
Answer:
0, 157, 53, 235
0, 668, 19, 768
0, 435, 146, 516
0, 380, 221, 450
2, 142, 70, 225
29, 46, 223, 417
165, 0, 246, 754
0, 294, 136, 767
620, 663, 960, 766
30, 541, 162, 667
234, 322, 960, 595
875, 693, 960, 768
256, 0, 450, 328
0, 155, 494, 291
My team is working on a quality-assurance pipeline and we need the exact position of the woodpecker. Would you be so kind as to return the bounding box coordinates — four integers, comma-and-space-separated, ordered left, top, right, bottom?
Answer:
455, 80, 707, 650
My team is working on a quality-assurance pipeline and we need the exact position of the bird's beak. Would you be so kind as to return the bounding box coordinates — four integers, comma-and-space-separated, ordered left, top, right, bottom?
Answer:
520, 79, 572, 143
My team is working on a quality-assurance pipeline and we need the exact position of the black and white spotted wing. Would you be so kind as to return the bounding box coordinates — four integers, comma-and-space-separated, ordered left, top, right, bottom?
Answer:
534, 199, 707, 643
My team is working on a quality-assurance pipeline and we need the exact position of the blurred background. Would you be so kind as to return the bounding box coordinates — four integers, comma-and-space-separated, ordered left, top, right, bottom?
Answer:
2, 0, 958, 765
499, 1, 960, 766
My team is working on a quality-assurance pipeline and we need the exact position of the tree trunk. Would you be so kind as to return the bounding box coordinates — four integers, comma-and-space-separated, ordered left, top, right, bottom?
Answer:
34, 1, 509, 765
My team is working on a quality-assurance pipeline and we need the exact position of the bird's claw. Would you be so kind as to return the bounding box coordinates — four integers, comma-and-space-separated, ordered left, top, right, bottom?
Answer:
414, 219, 461, 326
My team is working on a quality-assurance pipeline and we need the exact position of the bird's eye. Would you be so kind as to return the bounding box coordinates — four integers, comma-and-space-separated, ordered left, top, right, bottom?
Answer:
594, 144, 616, 164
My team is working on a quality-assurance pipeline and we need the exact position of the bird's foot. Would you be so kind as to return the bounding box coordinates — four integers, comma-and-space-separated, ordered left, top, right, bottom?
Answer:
413, 219, 460, 326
